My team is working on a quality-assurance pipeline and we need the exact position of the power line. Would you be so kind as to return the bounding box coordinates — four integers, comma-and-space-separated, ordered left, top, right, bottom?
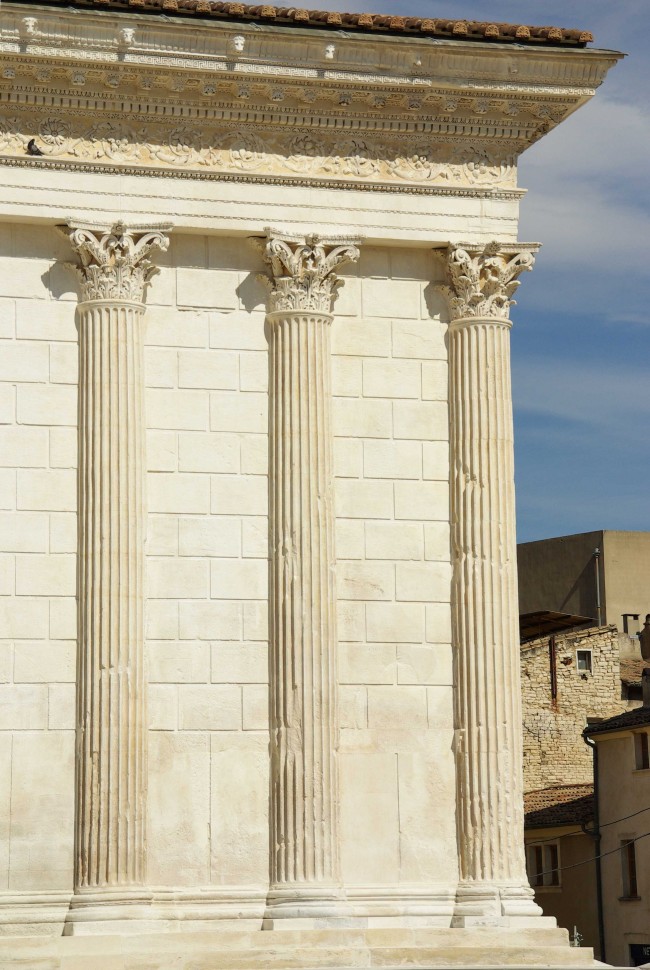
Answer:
533, 830, 650, 881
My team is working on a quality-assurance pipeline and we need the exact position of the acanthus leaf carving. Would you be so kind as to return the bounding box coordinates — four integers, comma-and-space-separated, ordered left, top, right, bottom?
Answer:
60, 222, 171, 304
254, 230, 361, 314
435, 241, 538, 321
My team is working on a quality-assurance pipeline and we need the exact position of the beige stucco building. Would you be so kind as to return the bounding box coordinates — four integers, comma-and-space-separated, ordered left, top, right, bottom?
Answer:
524, 785, 599, 959
584, 674, 650, 967
519, 531, 650, 639
0, 1, 623, 966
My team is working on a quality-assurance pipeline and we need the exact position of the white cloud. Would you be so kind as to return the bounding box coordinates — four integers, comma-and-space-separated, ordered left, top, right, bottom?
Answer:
516, 91, 650, 281
521, 96, 650, 191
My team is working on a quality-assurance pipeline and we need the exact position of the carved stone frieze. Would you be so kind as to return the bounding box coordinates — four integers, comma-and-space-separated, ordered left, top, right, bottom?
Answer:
62, 222, 170, 303
256, 232, 360, 314
434, 242, 539, 321
0, 111, 519, 189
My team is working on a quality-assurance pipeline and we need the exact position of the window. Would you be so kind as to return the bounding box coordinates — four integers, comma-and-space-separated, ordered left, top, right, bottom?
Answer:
576, 649, 593, 673
526, 842, 560, 888
621, 839, 638, 898
634, 732, 650, 771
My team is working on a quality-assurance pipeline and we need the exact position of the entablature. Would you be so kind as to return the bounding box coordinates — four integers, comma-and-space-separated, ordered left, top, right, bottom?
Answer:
0, 2, 622, 195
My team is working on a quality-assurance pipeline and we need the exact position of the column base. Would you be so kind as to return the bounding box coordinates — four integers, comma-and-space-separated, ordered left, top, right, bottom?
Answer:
63, 888, 156, 936
263, 885, 363, 929
451, 882, 548, 927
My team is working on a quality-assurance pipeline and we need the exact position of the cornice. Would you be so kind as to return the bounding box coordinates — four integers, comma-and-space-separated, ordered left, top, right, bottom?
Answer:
0, 6, 619, 106
0, 5, 619, 85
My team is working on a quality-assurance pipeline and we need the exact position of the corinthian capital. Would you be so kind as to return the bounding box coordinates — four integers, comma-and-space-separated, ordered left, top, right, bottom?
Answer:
60, 222, 171, 304
254, 229, 361, 314
434, 241, 539, 322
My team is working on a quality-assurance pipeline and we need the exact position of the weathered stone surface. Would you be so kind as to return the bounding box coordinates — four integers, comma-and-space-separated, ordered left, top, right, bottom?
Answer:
521, 625, 629, 792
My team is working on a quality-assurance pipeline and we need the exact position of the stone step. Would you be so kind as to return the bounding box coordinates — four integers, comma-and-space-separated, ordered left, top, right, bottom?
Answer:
0, 929, 598, 970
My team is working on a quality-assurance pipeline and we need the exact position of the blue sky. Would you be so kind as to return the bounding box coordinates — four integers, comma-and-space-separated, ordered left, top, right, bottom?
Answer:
325, 0, 650, 542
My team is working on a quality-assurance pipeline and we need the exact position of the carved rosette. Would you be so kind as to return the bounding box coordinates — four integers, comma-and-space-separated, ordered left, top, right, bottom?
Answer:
63, 222, 170, 304
257, 232, 360, 314
437, 241, 542, 920
434, 242, 537, 322
61, 224, 169, 913
257, 232, 360, 920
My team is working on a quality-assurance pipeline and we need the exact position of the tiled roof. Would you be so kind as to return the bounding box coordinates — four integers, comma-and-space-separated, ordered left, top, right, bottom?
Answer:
584, 706, 650, 737
621, 657, 647, 687
524, 784, 594, 829
14, 0, 594, 46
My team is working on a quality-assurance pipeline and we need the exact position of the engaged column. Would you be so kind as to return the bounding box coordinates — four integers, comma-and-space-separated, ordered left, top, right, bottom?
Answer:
61, 222, 169, 932
256, 231, 360, 925
436, 242, 543, 923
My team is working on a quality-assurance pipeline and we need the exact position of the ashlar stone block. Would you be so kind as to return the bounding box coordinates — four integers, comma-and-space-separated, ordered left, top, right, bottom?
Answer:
365, 521, 423, 561
178, 684, 242, 730
148, 732, 210, 887
210, 737, 269, 885
179, 601, 242, 641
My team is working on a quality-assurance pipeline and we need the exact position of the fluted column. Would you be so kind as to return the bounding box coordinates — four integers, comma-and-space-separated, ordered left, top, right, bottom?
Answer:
436, 242, 543, 922
256, 232, 360, 924
60, 223, 169, 930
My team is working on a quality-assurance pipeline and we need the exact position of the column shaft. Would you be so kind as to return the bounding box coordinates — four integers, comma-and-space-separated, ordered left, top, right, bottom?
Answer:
60, 223, 169, 926
256, 231, 360, 922
449, 317, 526, 887
437, 241, 540, 919
268, 310, 339, 889
76, 300, 147, 888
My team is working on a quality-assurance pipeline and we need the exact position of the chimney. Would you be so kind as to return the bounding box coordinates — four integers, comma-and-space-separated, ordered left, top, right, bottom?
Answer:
643, 668, 650, 708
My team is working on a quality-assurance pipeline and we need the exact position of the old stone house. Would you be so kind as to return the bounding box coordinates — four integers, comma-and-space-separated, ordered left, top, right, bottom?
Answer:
521, 625, 632, 792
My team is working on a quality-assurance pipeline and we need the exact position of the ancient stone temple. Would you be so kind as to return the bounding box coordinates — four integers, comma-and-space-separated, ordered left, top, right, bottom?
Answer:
0, 2, 620, 966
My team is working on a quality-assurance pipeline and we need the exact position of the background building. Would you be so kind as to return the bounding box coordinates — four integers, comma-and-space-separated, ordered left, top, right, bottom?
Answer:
521, 625, 630, 792
584, 674, 650, 968
518, 531, 650, 638
524, 785, 598, 959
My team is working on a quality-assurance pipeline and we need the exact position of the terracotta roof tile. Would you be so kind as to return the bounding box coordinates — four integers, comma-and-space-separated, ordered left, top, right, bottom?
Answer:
10, 0, 593, 46
524, 784, 594, 829
584, 705, 650, 736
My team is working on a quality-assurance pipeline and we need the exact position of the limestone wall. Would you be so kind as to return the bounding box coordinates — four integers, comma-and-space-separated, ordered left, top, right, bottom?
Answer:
0, 224, 456, 894
521, 626, 627, 792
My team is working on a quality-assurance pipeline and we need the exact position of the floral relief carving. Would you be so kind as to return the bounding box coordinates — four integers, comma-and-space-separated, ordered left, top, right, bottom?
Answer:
38, 116, 74, 155
323, 138, 380, 178
284, 132, 326, 173
153, 126, 204, 165
82, 122, 143, 161
0, 111, 519, 190
388, 143, 448, 182
0, 116, 21, 151
453, 143, 515, 185
222, 131, 267, 171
